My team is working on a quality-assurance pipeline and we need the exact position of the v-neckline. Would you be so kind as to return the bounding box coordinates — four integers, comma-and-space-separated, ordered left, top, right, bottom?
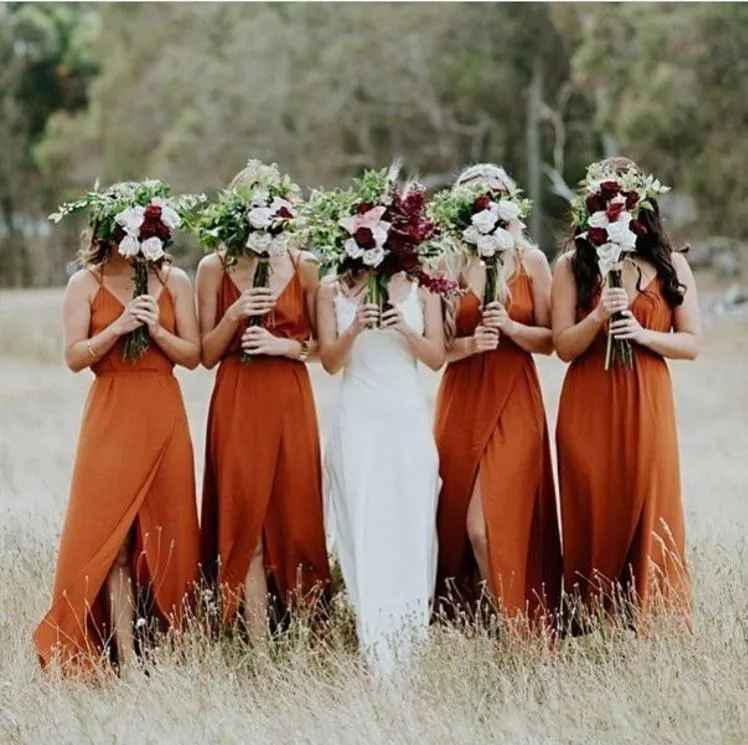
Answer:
97, 283, 168, 309
225, 267, 297, 305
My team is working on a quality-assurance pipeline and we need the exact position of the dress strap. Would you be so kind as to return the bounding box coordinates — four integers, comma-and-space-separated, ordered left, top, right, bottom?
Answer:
86, 264, 104, 285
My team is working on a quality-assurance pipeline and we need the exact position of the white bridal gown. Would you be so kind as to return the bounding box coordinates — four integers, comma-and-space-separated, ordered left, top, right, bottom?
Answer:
324, 281, 440, 675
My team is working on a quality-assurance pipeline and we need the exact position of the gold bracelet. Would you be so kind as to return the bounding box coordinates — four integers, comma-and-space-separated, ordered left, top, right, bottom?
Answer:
297, 340, 310, 362
86, 340, 97, 359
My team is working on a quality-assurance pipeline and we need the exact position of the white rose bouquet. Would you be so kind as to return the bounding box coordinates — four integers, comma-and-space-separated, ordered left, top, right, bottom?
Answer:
571, 162, 670, 370
187, 160, 302, 362
428, 183, 531, 306
50, 179, 204, 361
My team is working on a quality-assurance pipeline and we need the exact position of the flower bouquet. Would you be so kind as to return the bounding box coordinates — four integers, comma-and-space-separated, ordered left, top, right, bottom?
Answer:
187, 160, 302, 362
571, 162, 670, 370
300, 162, 454, 326
428, 182, 531, 306
50, 179, 204, 362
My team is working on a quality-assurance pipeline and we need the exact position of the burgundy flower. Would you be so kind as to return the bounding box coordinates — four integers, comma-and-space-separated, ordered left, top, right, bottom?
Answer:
274, 206, 294, 220
586, 194, 606, 214
624, 191, 639, 210
356, 202, 375, 215
606, 201, 625, 222
402, 190, 426, 216
474, 195, 492, 212
599, 180, 620, 200
631, 219, 648, 237
139, 216, 171, 242
587, 227, 608, 247
353, 227, 376, 249
144, 205, 162, 221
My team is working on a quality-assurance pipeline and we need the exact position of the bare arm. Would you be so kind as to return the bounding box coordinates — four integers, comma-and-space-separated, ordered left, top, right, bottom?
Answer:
137, 269, 201, 369
610, 253, 701, 360
551, 253, 628, 363
63, 270, 122, 372
485, 249, 554, 355
298, 251, 321, 363
383, 289, 446, 371
316, 282, 378, 375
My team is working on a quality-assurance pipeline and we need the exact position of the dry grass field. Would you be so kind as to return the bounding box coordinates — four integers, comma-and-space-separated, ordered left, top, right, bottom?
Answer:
0, 286, 747, 745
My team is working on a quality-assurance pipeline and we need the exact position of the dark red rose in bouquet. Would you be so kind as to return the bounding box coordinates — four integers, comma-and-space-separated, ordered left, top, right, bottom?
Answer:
587, 227, 608, 246
474, 194, 492, 212
599, 180, 621, 200
606, 201, 626, 222
631, 218, 648, 237
353, 226, 376, 250
624, 191, 639, 210
586, 194, 606, 214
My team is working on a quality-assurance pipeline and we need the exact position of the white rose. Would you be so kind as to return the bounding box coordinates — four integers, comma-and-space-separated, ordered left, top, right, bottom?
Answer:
344, 237, 365, 259
246, 231, 272, 255
606, 218, 637, 250
118, 234, 141, 258
269, 197, 294, 215
362, 246, 385, 267
152, 198, 181, 230
462, 225, 481, 245
248, 207, 273, 230
496, 199, 520, 222
251, 189, 270, 207
371, 223, 389, 248
477, 234, 498, 258
587, 211, 610, 229
597, 242, 622, 276
492, 226, 515, 252
471, 208, 498, 235
115, 206, 145, 237
141, 237, 165, 262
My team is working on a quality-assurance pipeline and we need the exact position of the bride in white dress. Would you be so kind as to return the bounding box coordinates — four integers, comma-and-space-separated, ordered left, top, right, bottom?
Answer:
317, 271, 445, 674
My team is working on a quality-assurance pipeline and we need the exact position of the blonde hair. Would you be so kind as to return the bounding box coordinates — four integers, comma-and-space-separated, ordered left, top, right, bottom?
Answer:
442, 164, 528, 340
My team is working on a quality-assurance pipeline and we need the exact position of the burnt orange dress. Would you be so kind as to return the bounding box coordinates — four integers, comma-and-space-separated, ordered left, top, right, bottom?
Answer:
435, 269, 562, 622
556, 278, 689, 624
34, 280, 200, 670
200, 256, 330, 624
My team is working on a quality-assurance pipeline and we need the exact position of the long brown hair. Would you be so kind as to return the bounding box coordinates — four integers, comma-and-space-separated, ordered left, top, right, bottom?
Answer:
570, 157, 686, 310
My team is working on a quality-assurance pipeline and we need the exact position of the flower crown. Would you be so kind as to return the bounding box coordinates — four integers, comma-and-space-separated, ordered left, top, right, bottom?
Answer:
189, 162, 302, 264
571, 161, 670, 274
49, 179, 205, 263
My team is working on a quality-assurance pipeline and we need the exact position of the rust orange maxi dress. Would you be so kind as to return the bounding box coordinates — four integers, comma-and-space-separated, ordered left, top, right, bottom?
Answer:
556, 278, 689, 623
435, 268, 562, 621
34, 281, 200, 669
200, 256, 331, 624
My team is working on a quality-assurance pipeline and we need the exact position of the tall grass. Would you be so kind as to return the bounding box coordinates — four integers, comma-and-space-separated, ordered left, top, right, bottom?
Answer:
1, 288, 747, 744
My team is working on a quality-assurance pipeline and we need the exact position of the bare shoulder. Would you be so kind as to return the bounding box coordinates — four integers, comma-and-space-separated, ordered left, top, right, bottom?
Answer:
671, 250, 696, 284
165, 265, 193, 294
317, 273, 339, 300
196, 251, 224, 275
66, 267, 99, 298
552, 250, 575, 276
523, 247, 552, 274
296, 250, 320, 288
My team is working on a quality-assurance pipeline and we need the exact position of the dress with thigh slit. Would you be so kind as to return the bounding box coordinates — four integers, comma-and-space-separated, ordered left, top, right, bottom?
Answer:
434, 268, 562, 623
34, 279, 200, 670
200, 254, 331, 624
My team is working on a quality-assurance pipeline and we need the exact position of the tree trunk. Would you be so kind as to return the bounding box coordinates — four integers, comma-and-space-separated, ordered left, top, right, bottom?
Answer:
526, 59, 543, 245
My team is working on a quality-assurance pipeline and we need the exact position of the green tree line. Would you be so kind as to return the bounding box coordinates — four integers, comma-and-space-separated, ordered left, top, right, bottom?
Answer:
1, 2, 746, 286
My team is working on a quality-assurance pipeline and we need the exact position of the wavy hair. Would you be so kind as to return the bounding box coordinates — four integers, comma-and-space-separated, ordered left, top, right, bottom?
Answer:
570, 157, 685, 310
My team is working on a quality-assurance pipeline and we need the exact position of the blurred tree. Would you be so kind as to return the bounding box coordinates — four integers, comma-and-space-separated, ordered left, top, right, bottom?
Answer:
0, 2, 98, 286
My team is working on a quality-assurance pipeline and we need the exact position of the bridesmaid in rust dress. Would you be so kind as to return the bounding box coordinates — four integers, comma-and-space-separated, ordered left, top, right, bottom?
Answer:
552, 157, 701, 632
435, 164, 562, 628
196, 169, 330, 648
35, 191, 200, 673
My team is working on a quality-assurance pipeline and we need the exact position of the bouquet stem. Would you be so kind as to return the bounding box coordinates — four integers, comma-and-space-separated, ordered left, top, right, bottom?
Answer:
483, 259, 500, 308
366, 273, 389, 329
604, 267, 634, 371
123, 258, 150, 363
241, 258, 270, 364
